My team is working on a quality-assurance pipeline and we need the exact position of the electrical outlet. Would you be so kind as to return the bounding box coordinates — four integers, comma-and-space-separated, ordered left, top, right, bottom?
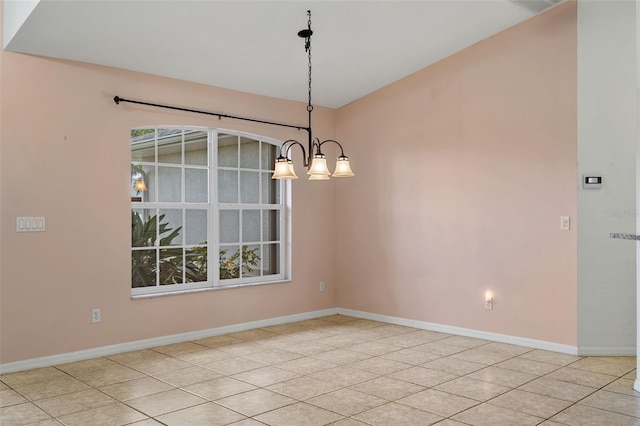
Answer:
91, 308, 101, 323
319, 281, 325, 292
560, 216, 570, 231
485, 297, 493, 310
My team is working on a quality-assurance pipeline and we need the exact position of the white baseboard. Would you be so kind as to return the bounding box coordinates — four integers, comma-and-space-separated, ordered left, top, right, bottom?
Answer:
6, 307, 631, 374
336, 308, 580, 355
0, 308, 339, 374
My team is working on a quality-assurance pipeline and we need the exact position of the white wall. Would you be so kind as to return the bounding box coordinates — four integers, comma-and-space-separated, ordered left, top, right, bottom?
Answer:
636, 0, 640, 392
577, 0, 637, 354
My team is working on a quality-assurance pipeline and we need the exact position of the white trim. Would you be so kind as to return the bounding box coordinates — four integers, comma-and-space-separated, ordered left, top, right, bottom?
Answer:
131, 278, 291, 300
9, 307, 626, 375
0, 308, 338, 374
336, 308, 579, 356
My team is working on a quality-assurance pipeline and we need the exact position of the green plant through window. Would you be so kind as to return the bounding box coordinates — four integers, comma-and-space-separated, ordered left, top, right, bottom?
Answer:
131, 212, 207, 287
219, 246, 261, 280
132, 212, 260, 286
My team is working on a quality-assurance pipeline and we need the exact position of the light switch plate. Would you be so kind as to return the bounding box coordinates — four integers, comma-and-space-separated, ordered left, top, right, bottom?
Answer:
16, 217, 46, 232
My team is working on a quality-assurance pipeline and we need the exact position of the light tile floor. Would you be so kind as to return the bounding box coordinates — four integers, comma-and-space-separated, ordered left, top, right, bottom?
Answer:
1, 315, 639, 425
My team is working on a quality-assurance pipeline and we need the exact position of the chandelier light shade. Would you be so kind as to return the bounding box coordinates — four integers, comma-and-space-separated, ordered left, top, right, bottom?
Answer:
272, 10, 355, 181
309, 173, 330, 181
333, 155, 355, 177
131, 165, 148, 192
273, 157, 298, 180
307, 154, 330, 177
134, 179, 148, 192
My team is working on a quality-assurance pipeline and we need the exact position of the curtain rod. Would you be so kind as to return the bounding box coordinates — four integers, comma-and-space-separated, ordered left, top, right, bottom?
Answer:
113, 96, 310, 133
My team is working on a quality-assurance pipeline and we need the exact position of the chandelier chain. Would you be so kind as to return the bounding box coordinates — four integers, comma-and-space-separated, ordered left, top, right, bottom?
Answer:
306, 10, 313, 113
308, 41, 312, 111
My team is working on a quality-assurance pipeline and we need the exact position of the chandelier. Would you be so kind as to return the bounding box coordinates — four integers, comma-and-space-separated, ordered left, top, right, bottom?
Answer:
272, 10, 355, 181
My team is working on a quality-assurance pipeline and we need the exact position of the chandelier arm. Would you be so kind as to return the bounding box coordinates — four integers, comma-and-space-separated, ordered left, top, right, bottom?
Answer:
281, 140, 310, 167
317, 139, 347, 157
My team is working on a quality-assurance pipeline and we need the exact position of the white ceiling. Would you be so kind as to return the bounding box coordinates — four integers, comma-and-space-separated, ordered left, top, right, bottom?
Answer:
3, 1, 560, 108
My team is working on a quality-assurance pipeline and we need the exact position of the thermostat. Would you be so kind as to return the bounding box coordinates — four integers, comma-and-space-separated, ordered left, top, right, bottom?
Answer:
583, 176, 602, 189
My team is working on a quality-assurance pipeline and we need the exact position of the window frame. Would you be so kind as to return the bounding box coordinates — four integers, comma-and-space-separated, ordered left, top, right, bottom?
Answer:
131, 126, 289, 297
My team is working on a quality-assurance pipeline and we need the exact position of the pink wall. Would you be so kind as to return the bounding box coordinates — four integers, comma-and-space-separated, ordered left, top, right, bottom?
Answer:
335, 2, 578, 345
0, 52, 338, 363
1, 2, 579, 365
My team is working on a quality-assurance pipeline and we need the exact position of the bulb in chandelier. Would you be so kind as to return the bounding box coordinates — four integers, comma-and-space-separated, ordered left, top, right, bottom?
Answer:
134, 179, 148, 191
307, 153, 330, 177
272, 157, 298, 179
309, 173, 330, 180
332, 155, 355, 177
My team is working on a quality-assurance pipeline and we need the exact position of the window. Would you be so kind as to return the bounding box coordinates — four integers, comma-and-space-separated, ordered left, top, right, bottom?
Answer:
131, 127, 286, 296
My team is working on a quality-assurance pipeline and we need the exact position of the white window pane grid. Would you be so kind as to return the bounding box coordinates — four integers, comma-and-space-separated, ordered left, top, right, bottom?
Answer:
133, 129, 210, 205
132, 128, 286, 295
132, 206, 208, 289
185, 130, 209, 166
218, 203, 283, 281
240, 137, 260, 169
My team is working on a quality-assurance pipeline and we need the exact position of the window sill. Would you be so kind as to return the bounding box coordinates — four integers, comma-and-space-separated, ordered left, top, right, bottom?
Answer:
131, 279, 292, 300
